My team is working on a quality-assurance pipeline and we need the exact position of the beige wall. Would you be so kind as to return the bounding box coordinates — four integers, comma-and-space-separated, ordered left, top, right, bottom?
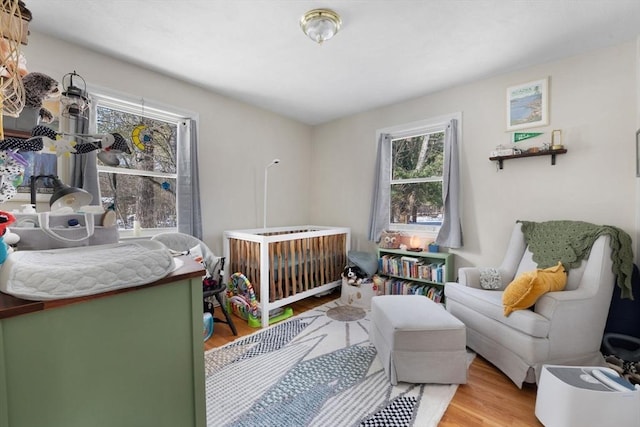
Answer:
18, 31, 313, 254
310, 41, 638, 268
11, 33, 639, 268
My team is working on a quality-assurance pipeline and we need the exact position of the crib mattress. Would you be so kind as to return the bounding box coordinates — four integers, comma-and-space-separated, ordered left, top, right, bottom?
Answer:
0, 240, 176, 301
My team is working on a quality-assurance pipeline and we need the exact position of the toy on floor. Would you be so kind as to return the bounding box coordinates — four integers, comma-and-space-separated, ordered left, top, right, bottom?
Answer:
203, 312, 214, 341
226, 272, 293, 328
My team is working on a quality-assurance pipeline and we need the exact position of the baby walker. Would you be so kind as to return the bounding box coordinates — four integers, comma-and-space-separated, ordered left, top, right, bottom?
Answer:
226, 272, 293, 328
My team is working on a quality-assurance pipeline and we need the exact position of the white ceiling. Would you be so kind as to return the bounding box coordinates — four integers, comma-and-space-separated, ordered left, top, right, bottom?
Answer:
25, 1, 640, 125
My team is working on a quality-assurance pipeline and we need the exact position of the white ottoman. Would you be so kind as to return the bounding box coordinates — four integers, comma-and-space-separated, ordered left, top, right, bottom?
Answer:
370, 295, 468, 385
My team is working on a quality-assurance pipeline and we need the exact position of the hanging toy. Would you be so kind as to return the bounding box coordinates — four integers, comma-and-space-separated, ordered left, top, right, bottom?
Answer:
29, 125, 130, 155
0, 150, 27, 203
131, 124, 152, 150
131, 98, 152, 151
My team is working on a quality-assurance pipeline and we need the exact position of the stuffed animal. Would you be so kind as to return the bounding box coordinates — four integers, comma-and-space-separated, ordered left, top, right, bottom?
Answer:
3, 228, 19, 247
0, 211, 16, 264
21, 72, 60, 123
342, 265, 367, 286
378, 230, 402, 249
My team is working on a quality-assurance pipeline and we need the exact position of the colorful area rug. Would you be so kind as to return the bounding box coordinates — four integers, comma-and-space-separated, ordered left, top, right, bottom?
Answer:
204, 300, 474, 426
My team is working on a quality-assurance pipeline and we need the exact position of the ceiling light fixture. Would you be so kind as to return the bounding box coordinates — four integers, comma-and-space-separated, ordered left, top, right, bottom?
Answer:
300, 8, 341, 44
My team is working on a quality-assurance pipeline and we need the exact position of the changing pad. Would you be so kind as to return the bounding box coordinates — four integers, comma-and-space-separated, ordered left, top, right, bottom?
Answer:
0, 240, 176, 301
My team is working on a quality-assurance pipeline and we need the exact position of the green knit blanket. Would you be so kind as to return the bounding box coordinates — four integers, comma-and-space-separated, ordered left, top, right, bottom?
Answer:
517, 220, 634, 299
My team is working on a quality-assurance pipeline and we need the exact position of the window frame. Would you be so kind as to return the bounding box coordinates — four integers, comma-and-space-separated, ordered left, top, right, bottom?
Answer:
89, 91, 188, 238
378, 112, 461, 235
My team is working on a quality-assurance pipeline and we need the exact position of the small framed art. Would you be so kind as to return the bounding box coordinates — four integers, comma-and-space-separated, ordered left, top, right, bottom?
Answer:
507, 77, 549, 131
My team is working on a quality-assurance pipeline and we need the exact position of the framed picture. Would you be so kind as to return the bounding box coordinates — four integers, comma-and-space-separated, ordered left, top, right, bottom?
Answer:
506, 77, 549, 131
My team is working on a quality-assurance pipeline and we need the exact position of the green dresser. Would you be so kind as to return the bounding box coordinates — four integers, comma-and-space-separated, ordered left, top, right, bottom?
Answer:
0, 257, 206, 427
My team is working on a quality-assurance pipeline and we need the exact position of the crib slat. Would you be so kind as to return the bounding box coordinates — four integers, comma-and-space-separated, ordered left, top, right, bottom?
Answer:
320, 235, 326, 286
311, 235, 318, 286
232, 239, 239, 275
245, 240, 251, 279
331, 235, 338, 280
283, 241, 289, 300
242, 239, 248, 276
340, 235, 345, 276
284, 240, 290, 298
289, 239, 297, 295
272, 242, 279, 302
328, 235, 333, 281
250, 240, 258, 296
269, 242, 275, 303
229, 239, 236, 275
303, 238, 310, 291
238, 239, 245, 276
252, 240, 258, 284
297, 238, 303, 292
329, 236, 340, 280
297, 238, 304, 292
317, 235, 322, 285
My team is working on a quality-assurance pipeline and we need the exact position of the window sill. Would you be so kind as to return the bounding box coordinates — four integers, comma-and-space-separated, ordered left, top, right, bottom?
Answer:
118, 227, 177, 240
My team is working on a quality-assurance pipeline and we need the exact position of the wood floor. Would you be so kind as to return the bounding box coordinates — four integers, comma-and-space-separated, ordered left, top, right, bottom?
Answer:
205, 293, 542, 426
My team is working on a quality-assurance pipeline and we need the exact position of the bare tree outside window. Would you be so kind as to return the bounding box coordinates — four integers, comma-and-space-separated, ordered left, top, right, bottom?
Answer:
95, 105, 178, 231
390, 132, 444, 226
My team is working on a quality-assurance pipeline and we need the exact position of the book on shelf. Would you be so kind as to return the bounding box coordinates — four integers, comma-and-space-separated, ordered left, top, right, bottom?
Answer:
378, 250, 449, 284
378, 277, 443, 300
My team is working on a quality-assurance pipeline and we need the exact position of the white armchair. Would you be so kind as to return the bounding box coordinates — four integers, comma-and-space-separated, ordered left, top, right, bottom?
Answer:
445, 222, 617, 388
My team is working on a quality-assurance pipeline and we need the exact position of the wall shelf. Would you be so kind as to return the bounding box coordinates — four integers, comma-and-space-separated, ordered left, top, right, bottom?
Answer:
489, 148, 567, 170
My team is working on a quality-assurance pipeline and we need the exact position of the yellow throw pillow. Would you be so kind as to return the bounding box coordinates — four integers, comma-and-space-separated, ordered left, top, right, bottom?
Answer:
502, 262, 567, 316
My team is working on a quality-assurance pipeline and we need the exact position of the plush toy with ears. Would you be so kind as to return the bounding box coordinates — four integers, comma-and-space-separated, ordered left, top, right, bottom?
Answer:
342, 265, 367, 286
21, 72, 60, 123
0, 211, 16, 264
378, 230, 402, 249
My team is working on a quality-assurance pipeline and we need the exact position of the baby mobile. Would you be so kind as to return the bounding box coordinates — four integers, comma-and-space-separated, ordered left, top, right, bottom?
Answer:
0, 2, 132, 203
0, 1, 171, 204
0, 72, 131, 202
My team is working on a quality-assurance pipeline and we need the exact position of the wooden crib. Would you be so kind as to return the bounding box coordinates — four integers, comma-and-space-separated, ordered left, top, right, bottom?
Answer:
223, 226, 351, 327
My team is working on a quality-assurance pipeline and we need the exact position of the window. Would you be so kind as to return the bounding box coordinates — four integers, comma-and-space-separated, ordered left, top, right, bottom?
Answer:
370, 113, 461, 246
92, 95, 185, 236
390, 130, 444, 230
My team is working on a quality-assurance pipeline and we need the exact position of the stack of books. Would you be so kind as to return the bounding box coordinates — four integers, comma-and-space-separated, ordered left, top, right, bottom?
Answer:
378, 255, 445, 283
374, 275, 444, 303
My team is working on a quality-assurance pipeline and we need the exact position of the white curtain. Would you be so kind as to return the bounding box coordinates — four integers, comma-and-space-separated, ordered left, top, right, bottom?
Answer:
177, 119, 202, 239
368, 133, 391, 242
435, 119, 463, 248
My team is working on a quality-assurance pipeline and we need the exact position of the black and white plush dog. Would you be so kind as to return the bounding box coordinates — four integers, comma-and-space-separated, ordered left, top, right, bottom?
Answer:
342, 265, 367, 286
22, 72, 60, 123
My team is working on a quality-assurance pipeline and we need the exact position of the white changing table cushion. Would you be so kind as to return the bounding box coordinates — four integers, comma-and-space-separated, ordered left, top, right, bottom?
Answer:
0, 240, 176, 301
